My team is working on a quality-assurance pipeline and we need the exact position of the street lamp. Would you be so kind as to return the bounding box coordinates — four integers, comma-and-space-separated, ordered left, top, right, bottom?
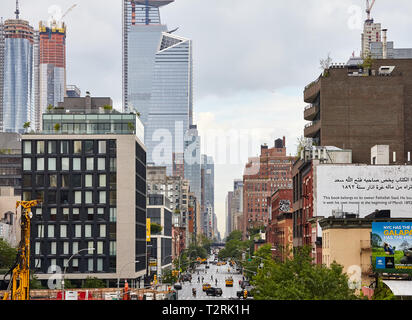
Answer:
62, 247, 95, 300
117, 260, 140, 299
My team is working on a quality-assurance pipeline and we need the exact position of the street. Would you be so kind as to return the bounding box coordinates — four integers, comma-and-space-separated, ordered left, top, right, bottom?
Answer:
178, 254, 244, 300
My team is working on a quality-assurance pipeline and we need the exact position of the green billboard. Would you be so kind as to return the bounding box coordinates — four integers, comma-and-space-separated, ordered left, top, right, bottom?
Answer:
372, 222, 412, 274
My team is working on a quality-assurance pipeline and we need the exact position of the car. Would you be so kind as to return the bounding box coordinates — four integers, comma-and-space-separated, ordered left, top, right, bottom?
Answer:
205, 265, 210, 269
202, 283, 212, 291
225, 277, 233, 287
206, 287, 223, 297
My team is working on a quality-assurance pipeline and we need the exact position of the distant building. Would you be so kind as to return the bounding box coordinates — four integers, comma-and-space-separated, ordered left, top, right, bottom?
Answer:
0, 133, 22, 195
361, 18, 381, 59
147, 194, 172, 280
184, 125, 201, 203
37, 20, 67, 131
66, 85, 81, 98
242, 138, 294, 239
0, 16, 36, 133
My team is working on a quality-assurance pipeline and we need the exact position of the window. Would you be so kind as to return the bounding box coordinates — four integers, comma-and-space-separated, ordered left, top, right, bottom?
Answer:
73, 158, 81, 171
61, 141, 69, 154
63, 242, 69, 255
75, 225, 81, 238
51, 242, 56, 255
109, 191, 116, 206
74, 141, 82, 154
109, 140, 116, 154
88, 241, 94, 250
99, 191, 106, 204
35, 242, 40, 255
74, 191, 82, 204
86, 158, 94, 171
60, 225, 67, 238
84, 141, 94, 154
97, 241, 103, 254
60, 190, 69, 205
97, 208, 104, 216
48, 141, 57, 154
97, 258, 103, 272
36, 141, 45, 154
85, 191, 93, 204
110, 158, 116, 172
48, 158, 56, 171
109, 241, 116, 256
72, 174, 81, 188
73, 208, 80, 220
99, 175, 106, 187
85, 175, 93, 188
48, 192, 57, 205
23, 141, 31, 154
23, 158, 31, 171
72, 242, 79, 255
88, 259, 93, 272
48, 225, 55, 238
98, 141, 106, 154
98, 158, 105, 171
23, 174, 31, 187
87, 208, 94, 221
62, 208, 69, 221
85, 225, 92, 238
37, 158, 44, 171
99, 225, 106, 237
36, 174, 44, 187
49, 174, 57, 188
72, 258, 79, 272
110, 208, 116, 222
37, 225, 44, 238
61, 158, 69, 170
110, 174, 116, 189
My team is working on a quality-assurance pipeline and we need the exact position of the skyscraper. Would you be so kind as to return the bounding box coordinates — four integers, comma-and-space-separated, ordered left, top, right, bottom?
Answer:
0, 6, 35, 133
37, 20, 66, 131
122, 0, 193, 173
184, 125, 201, 202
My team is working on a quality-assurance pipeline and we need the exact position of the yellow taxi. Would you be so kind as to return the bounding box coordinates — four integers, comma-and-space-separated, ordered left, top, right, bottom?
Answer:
202, 283, 211, 291
225, 277, 233, 287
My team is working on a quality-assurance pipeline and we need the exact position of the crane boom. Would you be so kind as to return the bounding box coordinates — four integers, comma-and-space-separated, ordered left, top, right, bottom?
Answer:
62, 4, 77, 19
366, 0, 377, 20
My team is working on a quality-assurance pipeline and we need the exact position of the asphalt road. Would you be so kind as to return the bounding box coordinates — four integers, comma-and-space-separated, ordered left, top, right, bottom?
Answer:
177, 255, 244, 300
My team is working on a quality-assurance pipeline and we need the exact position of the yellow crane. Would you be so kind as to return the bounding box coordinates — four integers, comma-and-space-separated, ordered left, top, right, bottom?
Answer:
2, 200, 41, 300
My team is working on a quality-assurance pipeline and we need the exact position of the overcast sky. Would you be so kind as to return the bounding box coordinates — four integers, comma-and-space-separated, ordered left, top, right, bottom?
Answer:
3, 0, 412, 238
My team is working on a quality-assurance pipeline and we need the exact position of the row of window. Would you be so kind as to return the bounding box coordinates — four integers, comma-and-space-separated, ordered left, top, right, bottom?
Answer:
23, 173, 116, 189
23, 157, 116, 172
34, 240, 115, 256
36, 224, 114, 239
23, 140, 116, 155
33, 207, 117, 222
34, 257, 110, 273
23, 190, 116, 205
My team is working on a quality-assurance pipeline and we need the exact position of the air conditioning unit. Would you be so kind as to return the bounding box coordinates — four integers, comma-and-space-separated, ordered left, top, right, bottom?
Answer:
379, 66, 395, 76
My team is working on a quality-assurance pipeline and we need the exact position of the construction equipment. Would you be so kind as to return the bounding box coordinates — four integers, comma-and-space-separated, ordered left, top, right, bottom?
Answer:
366, 0, 376, 21
62, 4, 77, 20
2, 200, 41, 300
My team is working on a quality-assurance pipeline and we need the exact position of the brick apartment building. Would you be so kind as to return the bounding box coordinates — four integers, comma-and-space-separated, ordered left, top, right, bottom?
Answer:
242, 138, 294, 239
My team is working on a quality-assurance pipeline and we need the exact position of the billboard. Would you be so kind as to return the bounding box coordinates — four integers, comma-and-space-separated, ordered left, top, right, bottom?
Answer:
372, 222, 412, 274
316, 165, 412, 218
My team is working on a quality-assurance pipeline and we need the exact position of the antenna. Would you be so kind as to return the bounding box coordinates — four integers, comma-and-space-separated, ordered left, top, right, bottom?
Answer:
15, 0, 20, 19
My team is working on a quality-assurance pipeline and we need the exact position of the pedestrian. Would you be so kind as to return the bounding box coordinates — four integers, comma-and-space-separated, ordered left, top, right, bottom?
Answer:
215, 279, 217, 286
211, 275, 213, 281
198, 277, 200, 283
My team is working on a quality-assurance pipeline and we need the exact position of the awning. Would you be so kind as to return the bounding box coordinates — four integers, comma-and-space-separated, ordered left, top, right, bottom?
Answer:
383, 280, 412, 296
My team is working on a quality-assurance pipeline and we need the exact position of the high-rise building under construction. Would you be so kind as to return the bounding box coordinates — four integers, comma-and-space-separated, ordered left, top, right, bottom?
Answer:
37, 20, 66, 131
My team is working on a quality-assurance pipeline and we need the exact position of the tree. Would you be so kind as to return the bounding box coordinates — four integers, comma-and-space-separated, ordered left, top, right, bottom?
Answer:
371, 233, 382, 248
320, 53, 332, 77
150, 222, 163, 234
54, 123, 61, 133
30, 275, 44, 289
102, 105, 113, 113
23, 122, 31, 133
251, 246, 357, 300
362, 54, 373, 71
0, 239, 17, 269
127, 122, 135, 133
47, 104, 54, 113
82, 277, 106, 289
372, 278, 396, 300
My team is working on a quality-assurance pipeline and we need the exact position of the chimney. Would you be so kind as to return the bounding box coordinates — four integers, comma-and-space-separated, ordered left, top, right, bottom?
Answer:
283, 136, 286, 148
382, 29, 388, 59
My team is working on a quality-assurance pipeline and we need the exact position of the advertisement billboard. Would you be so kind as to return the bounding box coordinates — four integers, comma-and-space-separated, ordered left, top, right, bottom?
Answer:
316, 165, 412, 218
372, 222, 412, 274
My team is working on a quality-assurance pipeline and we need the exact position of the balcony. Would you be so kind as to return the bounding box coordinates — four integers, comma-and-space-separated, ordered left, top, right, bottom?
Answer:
304, 76, 321, 103
304, 120, 321, 138
304, 104, 319, 121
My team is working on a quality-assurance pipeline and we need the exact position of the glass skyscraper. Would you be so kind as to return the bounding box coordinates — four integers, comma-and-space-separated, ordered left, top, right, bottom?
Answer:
184, 125, 201, 203
122, 0, 193, 175
0, 18, 35, 133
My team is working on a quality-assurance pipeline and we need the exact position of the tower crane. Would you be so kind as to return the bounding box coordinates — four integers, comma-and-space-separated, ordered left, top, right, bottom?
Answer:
2, 200, 41, 300
366, 0, 376, 21
62, 4, 77, 20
